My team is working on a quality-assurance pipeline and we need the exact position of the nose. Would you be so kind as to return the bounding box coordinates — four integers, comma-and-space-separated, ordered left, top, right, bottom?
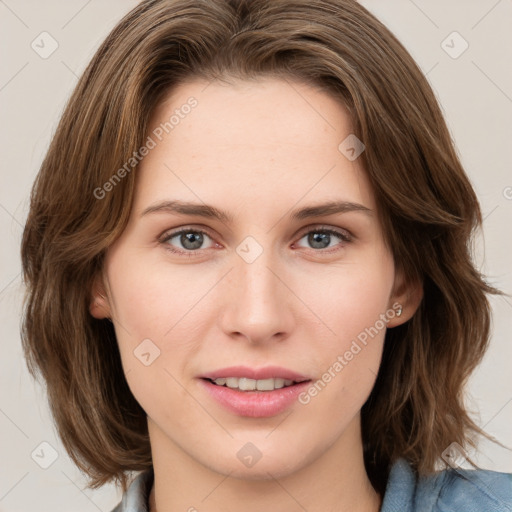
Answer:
217, 247, 295, 344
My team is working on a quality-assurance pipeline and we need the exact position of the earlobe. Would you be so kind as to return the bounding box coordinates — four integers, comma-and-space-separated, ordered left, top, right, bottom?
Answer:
387, 272, 423, 328
89, 275, 112, 320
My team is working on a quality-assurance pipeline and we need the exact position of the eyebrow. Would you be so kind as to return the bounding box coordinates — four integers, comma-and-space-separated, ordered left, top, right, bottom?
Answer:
140, 199, 372, 222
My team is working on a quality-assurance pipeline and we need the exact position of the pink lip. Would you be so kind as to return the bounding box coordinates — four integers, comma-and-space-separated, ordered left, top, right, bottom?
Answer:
198, 366, 312, 418
200, 365, 310, 382
199, 379, 311, 418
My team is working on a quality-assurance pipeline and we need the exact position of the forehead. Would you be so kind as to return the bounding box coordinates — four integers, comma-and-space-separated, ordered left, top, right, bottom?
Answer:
134, 78, 375, 220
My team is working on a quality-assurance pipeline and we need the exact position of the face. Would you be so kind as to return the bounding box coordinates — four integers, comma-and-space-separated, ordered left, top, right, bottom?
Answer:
91, 77, 412, 480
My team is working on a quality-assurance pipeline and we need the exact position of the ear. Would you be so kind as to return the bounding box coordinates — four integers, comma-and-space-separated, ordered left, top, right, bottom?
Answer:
89, 273, 112, 320
386, 268, 423, 328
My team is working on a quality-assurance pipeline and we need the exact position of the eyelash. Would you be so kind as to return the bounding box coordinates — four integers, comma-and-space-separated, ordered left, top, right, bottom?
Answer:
159, 226, 353, 258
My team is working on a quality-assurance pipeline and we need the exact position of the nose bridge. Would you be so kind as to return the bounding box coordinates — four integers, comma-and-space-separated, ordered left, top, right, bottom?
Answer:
219, 239, 293, 342
238, 253, 277, 306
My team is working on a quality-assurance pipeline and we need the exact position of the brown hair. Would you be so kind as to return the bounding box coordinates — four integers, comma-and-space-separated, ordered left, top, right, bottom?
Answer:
21, 0, 497, 493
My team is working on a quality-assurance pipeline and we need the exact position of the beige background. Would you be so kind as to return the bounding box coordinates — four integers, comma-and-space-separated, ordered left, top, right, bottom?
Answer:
1, 1, 511, 510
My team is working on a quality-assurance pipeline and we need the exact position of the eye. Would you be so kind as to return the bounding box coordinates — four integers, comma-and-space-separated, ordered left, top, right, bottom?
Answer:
159, 226, 352, 257
295, 228, 352, 251
160, 228, 216, 254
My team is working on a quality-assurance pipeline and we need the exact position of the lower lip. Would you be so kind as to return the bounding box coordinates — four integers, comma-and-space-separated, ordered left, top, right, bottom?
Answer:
199, 379, 311, 418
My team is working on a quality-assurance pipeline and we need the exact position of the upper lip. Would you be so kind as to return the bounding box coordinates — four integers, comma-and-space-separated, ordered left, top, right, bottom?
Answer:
200, 366, 311, 382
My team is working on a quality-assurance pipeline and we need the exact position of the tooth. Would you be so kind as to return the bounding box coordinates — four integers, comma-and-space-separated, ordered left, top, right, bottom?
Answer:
212, 377, 298, 391
238, 378, 256, 391
274, 378, 285, 389
226, 377, 239, 388
256, 378, 275, 391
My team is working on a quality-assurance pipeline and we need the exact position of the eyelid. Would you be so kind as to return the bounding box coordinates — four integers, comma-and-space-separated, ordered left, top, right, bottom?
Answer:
159, 225, 218, 242
295, 224, 353, 242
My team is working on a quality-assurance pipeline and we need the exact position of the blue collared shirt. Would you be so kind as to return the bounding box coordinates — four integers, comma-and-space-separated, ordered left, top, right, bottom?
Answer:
111, 458, 512, 511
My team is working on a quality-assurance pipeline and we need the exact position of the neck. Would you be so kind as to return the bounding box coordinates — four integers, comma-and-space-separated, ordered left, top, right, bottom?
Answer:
148, 415, 381, 512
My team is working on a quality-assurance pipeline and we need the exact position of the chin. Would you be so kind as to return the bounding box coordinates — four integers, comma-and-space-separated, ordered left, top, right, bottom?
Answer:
209, 457, 303, 481
198, 439, 316, 481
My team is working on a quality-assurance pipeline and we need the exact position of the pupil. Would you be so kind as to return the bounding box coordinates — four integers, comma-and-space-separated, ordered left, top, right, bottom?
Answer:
308, 232, 330, 249
181, 232, 203, 250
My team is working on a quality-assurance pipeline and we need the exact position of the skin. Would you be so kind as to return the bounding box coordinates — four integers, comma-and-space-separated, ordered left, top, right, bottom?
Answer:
91, 78, 421, 512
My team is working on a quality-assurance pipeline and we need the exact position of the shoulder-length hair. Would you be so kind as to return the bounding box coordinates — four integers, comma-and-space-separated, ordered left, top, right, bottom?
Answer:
21, 0, 497, 493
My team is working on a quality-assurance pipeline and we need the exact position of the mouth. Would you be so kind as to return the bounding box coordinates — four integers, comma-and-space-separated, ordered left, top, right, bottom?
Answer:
198, 366, 312, 417
203, 376, 308, 392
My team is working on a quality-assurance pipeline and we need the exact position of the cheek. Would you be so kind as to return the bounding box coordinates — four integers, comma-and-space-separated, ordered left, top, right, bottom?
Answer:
296, 255, 394, 406
106, 252, 205, 420
107, 248, 216, 340
298, 253, 394, 341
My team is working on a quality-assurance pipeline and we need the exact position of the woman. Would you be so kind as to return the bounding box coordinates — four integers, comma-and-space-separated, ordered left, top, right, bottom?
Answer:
21, 0, 512, 511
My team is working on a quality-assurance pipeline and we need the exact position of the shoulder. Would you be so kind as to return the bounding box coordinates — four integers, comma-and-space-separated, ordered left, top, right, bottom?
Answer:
432, 465, 512, 511
381, 458, 512, 512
